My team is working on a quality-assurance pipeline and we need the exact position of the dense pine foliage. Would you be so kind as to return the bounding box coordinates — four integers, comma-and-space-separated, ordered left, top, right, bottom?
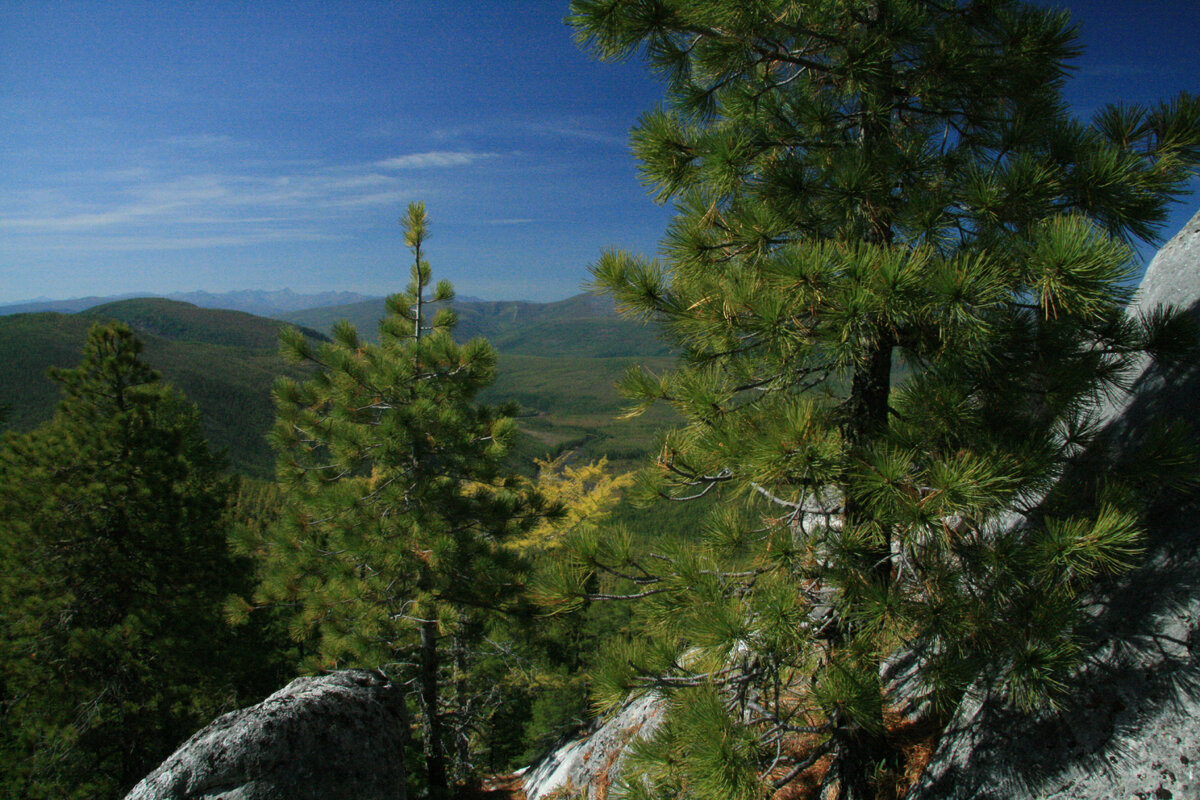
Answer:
238, 203, 559, 798
537, 1, 1200, 798
0, 324, 285, 798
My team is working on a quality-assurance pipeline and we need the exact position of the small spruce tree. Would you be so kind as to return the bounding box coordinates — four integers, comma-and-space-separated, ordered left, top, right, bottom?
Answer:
249, 202, 550, 798
547, 2, 1200, 798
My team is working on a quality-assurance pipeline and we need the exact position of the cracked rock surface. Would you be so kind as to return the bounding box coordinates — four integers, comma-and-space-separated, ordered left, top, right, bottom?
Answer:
522, 691, 665, 800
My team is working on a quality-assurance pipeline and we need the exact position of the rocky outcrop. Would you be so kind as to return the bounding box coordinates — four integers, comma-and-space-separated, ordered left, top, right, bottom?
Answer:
908, 209, 1200, 799
125, 669, 408, 800
522, 691, 665, 800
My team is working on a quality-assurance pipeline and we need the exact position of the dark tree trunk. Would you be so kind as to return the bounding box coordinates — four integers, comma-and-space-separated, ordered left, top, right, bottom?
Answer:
833, 336, 899, 800
846, 336, 894, 449
452, 625, 471, 784
832, 713, 892, 800
419, 614, 448, 799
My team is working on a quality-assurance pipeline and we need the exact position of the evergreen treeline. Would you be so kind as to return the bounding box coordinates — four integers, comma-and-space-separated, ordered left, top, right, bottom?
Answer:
0, 213, 640, 799
0, 324, 293, 798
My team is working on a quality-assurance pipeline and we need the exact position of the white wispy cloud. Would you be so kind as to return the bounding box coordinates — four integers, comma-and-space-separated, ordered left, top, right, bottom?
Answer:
0, 163, 420, 239
425, 118, 630, 149
0, 206, 163, 232
0, 133, 512, 256
534, 125, 628, 147
375, 151, 497, 169
66, 230, 346, 252
156, 133, 240, 149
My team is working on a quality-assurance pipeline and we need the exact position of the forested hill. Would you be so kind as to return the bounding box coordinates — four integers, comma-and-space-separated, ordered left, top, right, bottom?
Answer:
0, 295, 676, 478
0, 288, 378, 318
0, 299, 328, 477
83, 297, 329, 350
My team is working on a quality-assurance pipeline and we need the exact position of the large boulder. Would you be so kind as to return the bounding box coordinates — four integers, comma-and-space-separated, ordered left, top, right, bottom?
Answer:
908, 209, 1200, 799
125, 669, 408, 800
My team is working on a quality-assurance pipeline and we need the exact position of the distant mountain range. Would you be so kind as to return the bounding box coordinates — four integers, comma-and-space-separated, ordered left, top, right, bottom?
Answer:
280, 292, 672, 358
0, 289, 383, 318
0, 295, 675, 477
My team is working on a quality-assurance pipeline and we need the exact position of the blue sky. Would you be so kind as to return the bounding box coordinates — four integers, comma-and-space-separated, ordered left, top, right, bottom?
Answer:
1, 1, 1197, 304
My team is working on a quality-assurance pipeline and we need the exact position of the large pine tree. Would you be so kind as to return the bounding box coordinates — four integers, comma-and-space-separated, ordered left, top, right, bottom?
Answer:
250, 202, 551, 798
0, 323, 240, 799
550, 2, 1200, 798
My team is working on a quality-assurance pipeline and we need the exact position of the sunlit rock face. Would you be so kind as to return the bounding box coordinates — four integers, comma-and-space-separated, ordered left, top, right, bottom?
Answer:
522, 691, 665, 800
908, 208, 1200, 800
125, 670, 407, 800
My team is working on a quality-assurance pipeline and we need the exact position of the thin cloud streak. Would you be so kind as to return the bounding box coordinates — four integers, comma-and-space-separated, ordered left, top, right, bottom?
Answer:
0, 158, 426, 245
375, 151, 498, 169
534, 125, 628, 147
11, 230, 346, 253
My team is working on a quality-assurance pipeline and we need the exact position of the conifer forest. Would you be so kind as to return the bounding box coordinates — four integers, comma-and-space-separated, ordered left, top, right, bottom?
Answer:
2, 2, 1199, 799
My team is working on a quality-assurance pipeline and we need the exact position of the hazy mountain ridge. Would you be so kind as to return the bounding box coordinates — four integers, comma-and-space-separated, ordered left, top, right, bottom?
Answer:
0, 289, 382, 319
282, 292, 672, 358
0, 294, 674, 477
0, 294, 147, 316
81, 298, 330, 350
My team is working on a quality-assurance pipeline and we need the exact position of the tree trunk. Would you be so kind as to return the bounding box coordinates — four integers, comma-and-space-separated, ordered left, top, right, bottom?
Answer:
419, 614, 449, 799
833, 336, 898, 800
451, 619, 471, 785
832, 712, 892, 800
846, 335, 894, 449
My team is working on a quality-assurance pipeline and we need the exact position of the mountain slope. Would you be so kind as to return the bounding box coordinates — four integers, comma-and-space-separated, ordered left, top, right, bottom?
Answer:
0, 289, 380, 319
282, 292, 677, 467
0, 301, 325, 477
167, 289, 377, 316
81, 297, 328, 349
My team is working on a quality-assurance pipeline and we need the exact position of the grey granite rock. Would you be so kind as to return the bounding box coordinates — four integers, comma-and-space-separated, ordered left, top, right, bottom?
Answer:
908, 209, 1200, 800
522, 691, 665, 800
124, 669, 408, 800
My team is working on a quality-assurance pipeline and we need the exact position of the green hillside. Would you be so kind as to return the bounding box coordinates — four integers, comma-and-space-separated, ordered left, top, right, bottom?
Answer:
0, 301, 325, 477
489, 353, 678, 471
281, 293, 680, 469
82, 297, 327, 349
0, 313, 99, 433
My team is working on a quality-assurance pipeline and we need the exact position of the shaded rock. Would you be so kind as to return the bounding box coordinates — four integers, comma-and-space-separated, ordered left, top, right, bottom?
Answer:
908, 209, 1200, 799
125, 669, 408, 800
522, 691, 665, 800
